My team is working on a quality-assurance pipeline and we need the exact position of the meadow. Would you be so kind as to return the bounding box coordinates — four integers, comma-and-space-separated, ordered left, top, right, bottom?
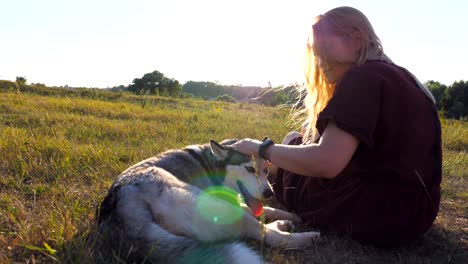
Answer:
0, 89, 466, 263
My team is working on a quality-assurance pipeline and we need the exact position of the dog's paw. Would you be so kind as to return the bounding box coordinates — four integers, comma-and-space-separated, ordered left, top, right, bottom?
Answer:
284, 231, 321, 249
263, 206, 303, 224
266, 220, 294, 232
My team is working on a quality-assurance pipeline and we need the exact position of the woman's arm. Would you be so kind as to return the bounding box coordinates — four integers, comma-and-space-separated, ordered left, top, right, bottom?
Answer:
230, 121, 359, 179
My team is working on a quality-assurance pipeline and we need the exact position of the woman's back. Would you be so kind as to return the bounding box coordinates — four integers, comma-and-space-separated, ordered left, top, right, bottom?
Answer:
290, 60, 443, 246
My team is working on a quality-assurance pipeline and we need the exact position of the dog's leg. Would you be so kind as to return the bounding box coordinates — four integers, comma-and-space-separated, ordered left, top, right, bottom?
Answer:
189, 197, 320, 249
243, 217, 320, 249
144, 182, 319, 248
190, 199, 319, 248
263, 206, 302, 224
144, 181, 254, 242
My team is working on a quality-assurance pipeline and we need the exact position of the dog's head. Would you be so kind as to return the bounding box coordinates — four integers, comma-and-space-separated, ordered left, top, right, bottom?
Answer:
210, 139, 273, 216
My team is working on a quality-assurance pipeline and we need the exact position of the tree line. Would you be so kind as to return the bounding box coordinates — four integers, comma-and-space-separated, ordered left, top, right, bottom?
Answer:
123, 71, 468, 118
3, 71, 467, 119
426, 80, 468, 119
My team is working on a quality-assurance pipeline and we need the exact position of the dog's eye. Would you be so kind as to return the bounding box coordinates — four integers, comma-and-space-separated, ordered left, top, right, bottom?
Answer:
244, 166, 255, 173
263, 167, 269, 175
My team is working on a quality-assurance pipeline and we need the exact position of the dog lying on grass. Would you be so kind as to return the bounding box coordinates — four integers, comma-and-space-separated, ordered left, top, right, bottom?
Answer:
97, 139, 319, 263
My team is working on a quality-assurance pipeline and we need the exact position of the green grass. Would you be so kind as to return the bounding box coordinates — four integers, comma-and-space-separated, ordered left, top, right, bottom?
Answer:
0, 89, 466, 263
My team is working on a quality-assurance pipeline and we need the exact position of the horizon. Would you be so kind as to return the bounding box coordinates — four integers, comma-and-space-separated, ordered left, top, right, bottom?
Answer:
1, 0, 467, 88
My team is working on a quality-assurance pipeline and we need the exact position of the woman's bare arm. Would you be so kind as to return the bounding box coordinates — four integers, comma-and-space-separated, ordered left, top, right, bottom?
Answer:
230, 121, 359, 179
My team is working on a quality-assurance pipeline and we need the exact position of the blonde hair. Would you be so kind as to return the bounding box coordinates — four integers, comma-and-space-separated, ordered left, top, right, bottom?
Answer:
295, 7, 436, 142
294, 7, 384, 142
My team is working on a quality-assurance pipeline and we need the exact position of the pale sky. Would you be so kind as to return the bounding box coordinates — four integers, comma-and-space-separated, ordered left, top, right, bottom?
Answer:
1, 0, 466, 88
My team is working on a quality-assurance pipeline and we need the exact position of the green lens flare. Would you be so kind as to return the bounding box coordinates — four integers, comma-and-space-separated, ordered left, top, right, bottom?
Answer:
196, 186, 243, 225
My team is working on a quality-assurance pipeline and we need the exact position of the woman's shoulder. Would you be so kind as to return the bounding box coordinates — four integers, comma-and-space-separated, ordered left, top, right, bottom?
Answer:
345, 60, 413, 85
351, 60, 407, 76
339, 61, 388, 86
348, 60, 391, 74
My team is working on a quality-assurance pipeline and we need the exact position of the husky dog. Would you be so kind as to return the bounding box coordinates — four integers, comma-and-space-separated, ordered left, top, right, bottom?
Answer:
97, 139, 319, 263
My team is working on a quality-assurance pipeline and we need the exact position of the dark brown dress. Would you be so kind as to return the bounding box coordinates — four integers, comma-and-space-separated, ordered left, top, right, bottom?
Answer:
274, 61, 442, 247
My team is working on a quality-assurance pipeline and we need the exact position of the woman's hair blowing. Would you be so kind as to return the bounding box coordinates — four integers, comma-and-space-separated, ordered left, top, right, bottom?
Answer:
295, 6, 433, 142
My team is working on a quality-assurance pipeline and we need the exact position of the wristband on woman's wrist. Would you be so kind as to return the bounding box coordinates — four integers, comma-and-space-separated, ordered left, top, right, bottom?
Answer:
258, 138, 274, 161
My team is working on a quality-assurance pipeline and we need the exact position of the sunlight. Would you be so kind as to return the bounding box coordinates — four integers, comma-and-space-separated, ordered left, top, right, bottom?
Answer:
196, 186, 244, 225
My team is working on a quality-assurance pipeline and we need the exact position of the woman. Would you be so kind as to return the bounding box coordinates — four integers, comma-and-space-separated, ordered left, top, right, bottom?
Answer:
229, 6, 441, 247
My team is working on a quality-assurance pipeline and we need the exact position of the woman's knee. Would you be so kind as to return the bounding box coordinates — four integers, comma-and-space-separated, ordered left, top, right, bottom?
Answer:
282, 131, 302, 145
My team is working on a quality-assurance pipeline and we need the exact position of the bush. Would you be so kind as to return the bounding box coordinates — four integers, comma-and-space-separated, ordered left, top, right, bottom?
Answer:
0, 80, 18, 91
213, 94, 237, 103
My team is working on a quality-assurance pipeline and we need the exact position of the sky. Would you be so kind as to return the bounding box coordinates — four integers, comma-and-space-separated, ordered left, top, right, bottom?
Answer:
1, 0, 466, 88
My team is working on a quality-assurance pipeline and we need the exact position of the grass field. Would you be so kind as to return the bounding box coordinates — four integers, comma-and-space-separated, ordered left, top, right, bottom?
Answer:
0, 90, 466, 263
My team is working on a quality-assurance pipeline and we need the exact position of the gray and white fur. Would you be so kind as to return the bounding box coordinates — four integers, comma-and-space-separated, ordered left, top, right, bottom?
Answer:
97, 139, 319, 263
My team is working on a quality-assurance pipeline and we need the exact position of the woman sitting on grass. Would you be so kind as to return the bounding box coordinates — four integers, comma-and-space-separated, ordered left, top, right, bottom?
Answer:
229, 6, 442, 247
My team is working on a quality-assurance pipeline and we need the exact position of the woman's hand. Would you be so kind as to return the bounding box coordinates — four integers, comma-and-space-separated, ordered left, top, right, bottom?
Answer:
228, 138, 263, 157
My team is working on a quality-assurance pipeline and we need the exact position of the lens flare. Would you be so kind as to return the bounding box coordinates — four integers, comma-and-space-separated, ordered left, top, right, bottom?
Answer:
196, 186, 244, 225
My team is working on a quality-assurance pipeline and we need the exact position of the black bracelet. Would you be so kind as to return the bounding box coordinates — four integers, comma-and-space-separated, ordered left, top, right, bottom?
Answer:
258, 138, 274, 161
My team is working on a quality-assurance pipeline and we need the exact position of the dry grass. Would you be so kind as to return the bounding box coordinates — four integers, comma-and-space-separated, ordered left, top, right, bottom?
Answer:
0, 90, 466, 263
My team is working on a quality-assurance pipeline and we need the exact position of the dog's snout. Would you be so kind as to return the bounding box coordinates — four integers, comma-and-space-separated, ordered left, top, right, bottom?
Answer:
263, 189, 274, 199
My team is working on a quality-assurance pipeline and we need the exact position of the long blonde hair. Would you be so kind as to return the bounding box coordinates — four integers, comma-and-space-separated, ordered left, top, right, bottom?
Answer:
296, 6, 433, 142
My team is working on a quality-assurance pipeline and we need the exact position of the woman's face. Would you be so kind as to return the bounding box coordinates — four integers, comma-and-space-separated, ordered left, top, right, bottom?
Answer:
313, 33, 361, 83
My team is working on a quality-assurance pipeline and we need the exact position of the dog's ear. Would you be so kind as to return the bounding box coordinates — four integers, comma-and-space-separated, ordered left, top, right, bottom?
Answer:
210, 139, 229, 159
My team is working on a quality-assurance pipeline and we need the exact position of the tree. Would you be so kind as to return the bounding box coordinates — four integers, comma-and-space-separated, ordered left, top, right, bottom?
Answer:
128, 70, 182, 97
110, 85, 127, 92
445, 81, 468, 118
426, 80, 468, 119
16, 76, 27, 86
166, 78, 182, 97
183, 81, 226, 99
426, 80, 448, 110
